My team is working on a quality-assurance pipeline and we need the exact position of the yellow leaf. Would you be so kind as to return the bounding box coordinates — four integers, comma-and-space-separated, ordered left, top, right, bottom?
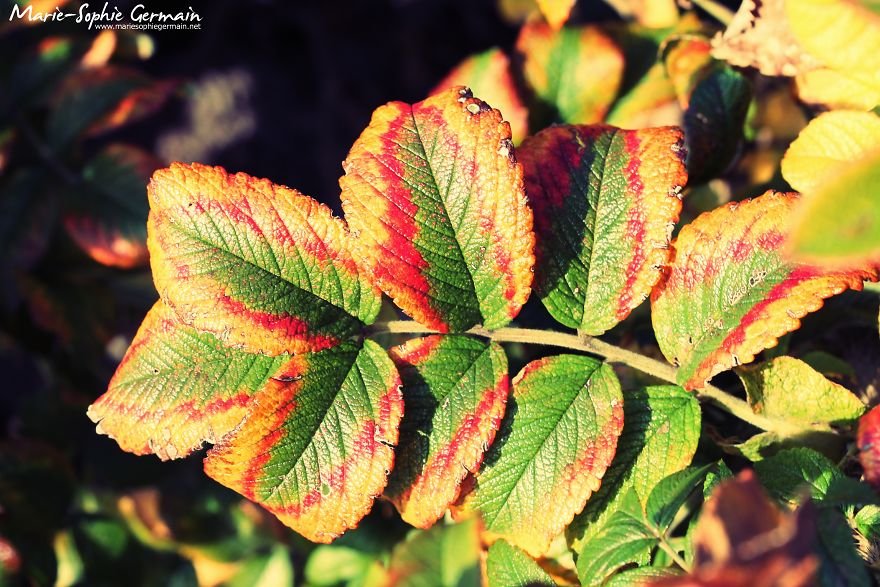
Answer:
781, 110, 880, 194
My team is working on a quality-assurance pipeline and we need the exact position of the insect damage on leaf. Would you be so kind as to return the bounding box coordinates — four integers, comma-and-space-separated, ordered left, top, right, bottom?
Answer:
340, 86, 534, 333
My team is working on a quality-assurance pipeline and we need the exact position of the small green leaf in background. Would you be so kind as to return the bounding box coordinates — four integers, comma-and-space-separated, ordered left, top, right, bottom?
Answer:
645, 464, 715, 530
789, 147, 880, 267
576, 490, 657, 586
816, 508, 872, 587
569, 385, 701, 551
384, 519, 481, 587
578, 465, 714, 585
663, 36, 751, 184
486, 540, 554, 587
226, 545, 293, 587
754, 448, 878, 509
457, 354, 624, 556
739, 356, 865, 426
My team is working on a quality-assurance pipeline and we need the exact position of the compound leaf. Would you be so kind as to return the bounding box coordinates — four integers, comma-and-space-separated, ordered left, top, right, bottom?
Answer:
519, 124, 687, 334
148, 162, 381, 356
340, 86, 534, 333
203, 339, 402, 543
385, 335, 509, 528
87, 302, 290, 460
651, 191, 878, 389
457, 354, 624, 556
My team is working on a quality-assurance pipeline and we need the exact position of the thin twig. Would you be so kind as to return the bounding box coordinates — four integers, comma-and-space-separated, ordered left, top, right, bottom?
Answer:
368, 320, 835, 438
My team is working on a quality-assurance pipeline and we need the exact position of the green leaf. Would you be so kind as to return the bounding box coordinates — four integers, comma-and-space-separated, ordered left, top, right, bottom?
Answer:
203, 340, 403, 543
386, 335, 509, 529
385, 519, 482, 587
663, 36, 751, 183
754, 448, 878, 508
569, 386, 701, 552
816, 508, 872, 587
457, 354, 624, 556
305, 545, 375, 586
576, 490, 656, 586
789, 147, 880, 267
518, 124, 687, 335
486, 540, 554, 587
226, 545, 294, 587
854, 505, 880, 541
682, 65, 751, 182
645, 464, 715, 530
739, 356, 865, 426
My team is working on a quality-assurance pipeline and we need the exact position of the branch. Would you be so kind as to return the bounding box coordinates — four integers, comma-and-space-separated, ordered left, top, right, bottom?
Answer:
368, 320, 835, 438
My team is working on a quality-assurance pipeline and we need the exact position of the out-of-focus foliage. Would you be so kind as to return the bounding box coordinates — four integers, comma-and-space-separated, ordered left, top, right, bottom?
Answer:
5, 0, 880, 585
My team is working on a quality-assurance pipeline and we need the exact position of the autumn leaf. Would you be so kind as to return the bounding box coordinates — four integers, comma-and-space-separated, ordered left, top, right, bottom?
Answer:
858, 406, 880, 492
87, 302, 290, 460
340, 86, 534, 332
516, 21, 624, 125
739, 356, 865, 426
651, 191, 878, 389
385, 335, 508, 529
519, 124, 687, 334
456, 354, 624, 556
64, 144, 159, 269
203, 340, 402, 543
653, 470, 818, 587
781, 111, 880, 195
536, 0, 576, 30
148, 162, 381, 356
431, 48, 528, 144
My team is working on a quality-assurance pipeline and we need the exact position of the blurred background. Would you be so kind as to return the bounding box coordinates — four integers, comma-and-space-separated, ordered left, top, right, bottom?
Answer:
6, 0, 878, 585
